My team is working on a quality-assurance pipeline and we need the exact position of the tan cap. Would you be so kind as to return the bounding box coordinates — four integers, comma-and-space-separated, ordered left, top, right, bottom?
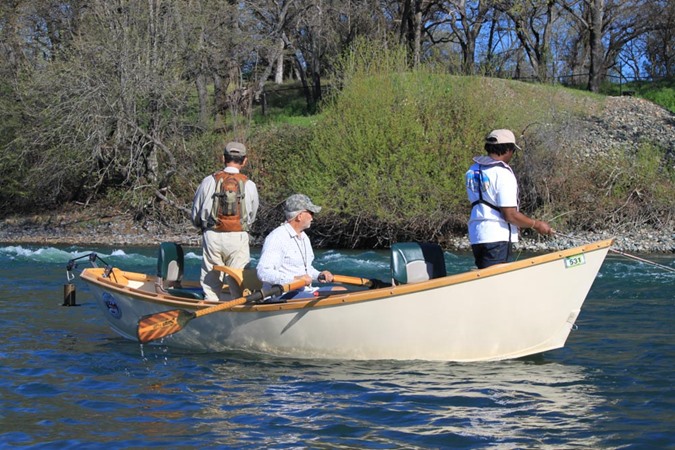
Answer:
225, 141, 247, 156
486, 129, 521, 150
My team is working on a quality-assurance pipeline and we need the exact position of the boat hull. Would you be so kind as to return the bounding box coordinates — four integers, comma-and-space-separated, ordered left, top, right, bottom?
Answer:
80, 240, 612, 361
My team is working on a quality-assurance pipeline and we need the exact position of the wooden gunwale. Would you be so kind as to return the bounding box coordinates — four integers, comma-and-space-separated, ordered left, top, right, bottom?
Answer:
81, 239, 614, 313
81, 269, 220, 308
242, 238, 614, 312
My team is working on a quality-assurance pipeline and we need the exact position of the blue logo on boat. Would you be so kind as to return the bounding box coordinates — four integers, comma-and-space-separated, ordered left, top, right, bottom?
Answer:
102, 292, 122, 319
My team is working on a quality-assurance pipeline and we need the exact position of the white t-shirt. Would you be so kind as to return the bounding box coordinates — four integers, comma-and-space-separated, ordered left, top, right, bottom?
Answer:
465, 156, 519, 244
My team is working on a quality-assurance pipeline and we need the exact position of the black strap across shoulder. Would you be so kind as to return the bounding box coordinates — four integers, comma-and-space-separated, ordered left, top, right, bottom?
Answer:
471, 166, 513, 245
470, 167, 500, 212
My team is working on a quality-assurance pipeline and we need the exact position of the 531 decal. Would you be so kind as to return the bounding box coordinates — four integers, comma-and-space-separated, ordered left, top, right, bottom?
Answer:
564, 254, 586, 268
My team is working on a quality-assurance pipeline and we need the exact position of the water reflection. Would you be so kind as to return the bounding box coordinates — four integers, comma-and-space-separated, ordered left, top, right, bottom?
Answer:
184, 355, 606, 447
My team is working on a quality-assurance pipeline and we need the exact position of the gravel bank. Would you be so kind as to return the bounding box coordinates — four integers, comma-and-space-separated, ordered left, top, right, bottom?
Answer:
1, 207, 672, 253
569, 95, 674, 160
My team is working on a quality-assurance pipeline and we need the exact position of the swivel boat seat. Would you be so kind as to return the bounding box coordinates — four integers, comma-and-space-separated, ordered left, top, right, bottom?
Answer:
390, 242, 447, 285
156, 242, 204, 299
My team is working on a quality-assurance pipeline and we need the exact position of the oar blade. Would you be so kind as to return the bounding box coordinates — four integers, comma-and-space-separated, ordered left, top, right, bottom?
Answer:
136, 278, 309, 344
137, 309, 195, 343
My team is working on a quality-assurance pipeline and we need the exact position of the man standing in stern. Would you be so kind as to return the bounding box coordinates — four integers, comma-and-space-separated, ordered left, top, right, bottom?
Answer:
466, 129, 553, 269
191, 141, 259, 300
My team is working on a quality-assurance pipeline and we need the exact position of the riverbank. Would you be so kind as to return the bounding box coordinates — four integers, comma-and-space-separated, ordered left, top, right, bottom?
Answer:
1, 205, 673, 253
2, 95, 673, 254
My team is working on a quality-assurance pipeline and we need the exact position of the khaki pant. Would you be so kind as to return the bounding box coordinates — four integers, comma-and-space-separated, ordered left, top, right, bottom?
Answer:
201, 230, 250, 300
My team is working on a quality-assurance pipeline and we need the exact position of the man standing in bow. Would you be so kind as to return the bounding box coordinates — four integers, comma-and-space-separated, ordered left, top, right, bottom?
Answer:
191, 141, 259, 300
465, 129, 553, 269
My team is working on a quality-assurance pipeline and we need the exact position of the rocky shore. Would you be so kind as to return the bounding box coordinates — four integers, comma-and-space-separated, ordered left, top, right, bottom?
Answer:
0, 205, 672, 253
569, 95, 674, 159
0, 95, 673, 254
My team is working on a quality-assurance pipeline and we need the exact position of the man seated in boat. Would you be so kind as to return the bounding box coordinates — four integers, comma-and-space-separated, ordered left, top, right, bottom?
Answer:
256, 194, 343, 300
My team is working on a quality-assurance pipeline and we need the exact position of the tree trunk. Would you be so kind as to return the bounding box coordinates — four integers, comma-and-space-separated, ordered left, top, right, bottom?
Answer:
196, 73, 209, 128
399, 0, 422, 67
587, 0, 605, 92
145, 0, 160, 185
462, 38, 476, 74
275, 38, 284, 84
283, 32, 313, 110
214, 73, 226, 115
485, 11, 497, 75
412, 1, 422, 68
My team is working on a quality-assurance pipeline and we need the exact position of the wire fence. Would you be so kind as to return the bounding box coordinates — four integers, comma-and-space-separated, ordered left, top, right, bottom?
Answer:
512, 72, 671, 96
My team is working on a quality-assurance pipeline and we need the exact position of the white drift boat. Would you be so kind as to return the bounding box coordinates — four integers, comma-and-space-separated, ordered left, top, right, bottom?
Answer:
73, 239, 613, 362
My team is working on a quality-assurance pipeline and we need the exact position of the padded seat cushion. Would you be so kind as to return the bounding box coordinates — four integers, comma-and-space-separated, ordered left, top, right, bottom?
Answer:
167, 287, 205, 300
157, 242, 184, 283
391, 242, 446, 284
156, 242, 205, 300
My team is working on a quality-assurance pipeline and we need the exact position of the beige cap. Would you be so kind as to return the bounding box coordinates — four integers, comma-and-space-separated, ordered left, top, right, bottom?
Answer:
225, 141, 247, 156
486, 129, 521, 150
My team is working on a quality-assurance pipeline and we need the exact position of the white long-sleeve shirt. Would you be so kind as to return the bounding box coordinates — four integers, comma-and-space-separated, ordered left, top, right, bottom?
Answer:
256, 222, 321, 288
191, 167, 259, 231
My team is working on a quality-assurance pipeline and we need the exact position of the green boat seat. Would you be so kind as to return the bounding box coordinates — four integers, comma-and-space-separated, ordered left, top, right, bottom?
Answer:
156, 242, 205, 300
390, 242, 447, 285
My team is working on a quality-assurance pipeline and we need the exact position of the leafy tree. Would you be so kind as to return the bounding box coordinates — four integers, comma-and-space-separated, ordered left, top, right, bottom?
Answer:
17, 1, 193, 211
559, 0, 656, 92
641, 0, 674, 78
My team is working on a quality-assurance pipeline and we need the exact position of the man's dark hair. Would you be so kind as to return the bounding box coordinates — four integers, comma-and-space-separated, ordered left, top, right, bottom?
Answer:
485, 142, 516, 156
224, 153, 246, 164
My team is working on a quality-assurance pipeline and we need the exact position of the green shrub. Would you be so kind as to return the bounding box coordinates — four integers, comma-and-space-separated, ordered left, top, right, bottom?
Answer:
248, 124, 315, 200
603, 144, 675, 227
248, 39, 662, 247
258, 40, 556, 246
640, 87, 675, 113
514, 131, 675, 232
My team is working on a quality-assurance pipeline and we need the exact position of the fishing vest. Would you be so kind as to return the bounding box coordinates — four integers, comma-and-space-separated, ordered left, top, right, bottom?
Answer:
209, 171, 248, 232
470, 167, 501, 213
469, 162, 514, 243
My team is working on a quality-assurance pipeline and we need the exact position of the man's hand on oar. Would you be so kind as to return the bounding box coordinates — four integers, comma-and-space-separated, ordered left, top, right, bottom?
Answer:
137, 279, 308, 344
322, 274, 391, 289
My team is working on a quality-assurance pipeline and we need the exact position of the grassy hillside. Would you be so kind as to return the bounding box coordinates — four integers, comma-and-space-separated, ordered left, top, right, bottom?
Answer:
4, 41, 671, 249
242, 67, 673, 248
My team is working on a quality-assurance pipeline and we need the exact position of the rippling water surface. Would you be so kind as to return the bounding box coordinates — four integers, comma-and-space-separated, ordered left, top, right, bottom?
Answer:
0, 243, 673, 448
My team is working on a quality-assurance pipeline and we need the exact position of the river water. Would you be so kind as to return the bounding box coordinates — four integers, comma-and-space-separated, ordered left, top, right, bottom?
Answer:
0, 243, 673, 448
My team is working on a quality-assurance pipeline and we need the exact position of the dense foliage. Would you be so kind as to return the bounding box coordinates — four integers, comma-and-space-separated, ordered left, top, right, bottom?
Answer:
245, 43, 674, 247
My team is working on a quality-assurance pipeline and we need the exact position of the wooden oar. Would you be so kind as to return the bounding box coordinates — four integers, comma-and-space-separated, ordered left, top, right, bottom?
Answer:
329, 274, 391, 289
137, 279, 307, 343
